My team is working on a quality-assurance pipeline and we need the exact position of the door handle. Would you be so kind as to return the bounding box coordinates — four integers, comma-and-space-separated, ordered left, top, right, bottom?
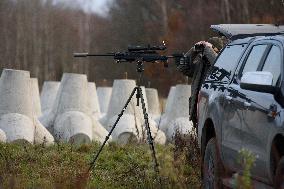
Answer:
244, 101, 251, 107
225, 95, 233, 101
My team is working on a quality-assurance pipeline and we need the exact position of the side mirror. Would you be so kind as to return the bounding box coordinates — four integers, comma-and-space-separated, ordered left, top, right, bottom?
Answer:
240, 71, 276, 93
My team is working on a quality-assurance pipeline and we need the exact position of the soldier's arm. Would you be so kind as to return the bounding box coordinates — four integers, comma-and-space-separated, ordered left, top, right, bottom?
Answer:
203, 46, 218, 65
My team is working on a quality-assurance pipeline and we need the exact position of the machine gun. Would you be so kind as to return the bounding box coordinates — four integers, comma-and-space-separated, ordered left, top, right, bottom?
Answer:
74, 44, 184, 184
74, 44, 184, 70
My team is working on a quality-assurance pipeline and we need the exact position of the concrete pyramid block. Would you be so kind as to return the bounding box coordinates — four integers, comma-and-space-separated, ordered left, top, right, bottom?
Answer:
91, 116, 112, 144
30, 78, 42, 117
164, 85, 194, 141
104, 80, 159, 144
164, 86, 176, 114
97, 87, 112, 115
97, 87, 112, 127
167, 117, 194, 141
141, 119, 166, 145
106, 79, 137, 121
54, 111, 93, 144
40, 81, 60, 116
107, 114, 139, 144
167, 84, 191, 121
52, 73, 91, 115
0, 69, 54, 144
0, 69, 35, 143
105, 80, 145, 143
146, 88, 161, 120
0, 69, 34, 118
159, 86, 176, 133
43, 73, 110, 144
34, 119, 54, 145
0, 129, 6, 142
0, 113, 34, 143
88, 82, 101, 119
49, 73, 92, 144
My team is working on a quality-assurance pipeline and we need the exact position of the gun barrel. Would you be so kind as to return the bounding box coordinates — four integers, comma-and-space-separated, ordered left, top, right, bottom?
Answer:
74, 53, 115, 58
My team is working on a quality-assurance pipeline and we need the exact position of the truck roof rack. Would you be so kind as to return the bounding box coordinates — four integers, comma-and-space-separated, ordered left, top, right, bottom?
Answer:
211, 24, 284, 40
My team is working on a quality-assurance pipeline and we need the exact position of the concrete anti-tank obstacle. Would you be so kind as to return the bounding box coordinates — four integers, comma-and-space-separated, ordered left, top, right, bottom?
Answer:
105, 79, 142, 143
105, 80, 163, 144
40, 81, 60, 116
34, 119, 55, 145
88, 82, 101, 119
165, 84, 194, 141
106, 79, 137, 121
146, 88, 161, 121
159, 86, 176, 133
0, 69, 54, 144
0, 129, 6, 142
97, 87, 112, 126
91, 116, 110, 144
97, 87, 112, 115
50, 73, 93, 144
135, 86, 167, 144
0, 69, 35, 143
164, 86, 176, 115
107, 114, 139, 145
42, 73, 110, 144
167, 84, 191, 121
30, 78, 42, 117
141, 119, 166, 145
167, 117, 194, 141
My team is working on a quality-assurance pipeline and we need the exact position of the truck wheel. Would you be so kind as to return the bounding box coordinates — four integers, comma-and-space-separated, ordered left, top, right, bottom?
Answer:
203, 138, 224, 189
275, 157, 284, 189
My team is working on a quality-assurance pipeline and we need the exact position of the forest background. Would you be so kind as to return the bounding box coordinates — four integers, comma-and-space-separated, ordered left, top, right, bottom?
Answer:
0, 0, 283, 96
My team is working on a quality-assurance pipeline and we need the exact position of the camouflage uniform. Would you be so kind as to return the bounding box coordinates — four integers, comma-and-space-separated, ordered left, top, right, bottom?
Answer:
177, 37, 224, 128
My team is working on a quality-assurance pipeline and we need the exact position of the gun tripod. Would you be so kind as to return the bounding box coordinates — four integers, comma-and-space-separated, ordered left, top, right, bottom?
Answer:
89, 60, 161, 182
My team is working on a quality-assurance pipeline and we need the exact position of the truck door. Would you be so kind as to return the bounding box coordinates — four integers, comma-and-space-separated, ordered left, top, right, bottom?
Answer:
237, 42, 283, 181
205, 44, 247, 172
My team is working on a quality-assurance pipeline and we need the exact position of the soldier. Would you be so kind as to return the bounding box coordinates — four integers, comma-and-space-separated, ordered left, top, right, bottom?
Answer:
176, 37, 226, 129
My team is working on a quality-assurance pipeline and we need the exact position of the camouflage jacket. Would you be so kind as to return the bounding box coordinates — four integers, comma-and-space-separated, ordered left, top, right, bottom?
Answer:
177, 46, 217, 127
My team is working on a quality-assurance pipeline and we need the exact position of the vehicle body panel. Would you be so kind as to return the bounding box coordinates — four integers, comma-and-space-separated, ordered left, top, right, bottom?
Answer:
198, 30, 284, 186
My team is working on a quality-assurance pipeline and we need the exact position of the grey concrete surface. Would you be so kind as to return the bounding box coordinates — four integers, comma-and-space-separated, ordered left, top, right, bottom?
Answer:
88, 82, 101, 119
30, 78, 42, 117
40, 81, 60, 116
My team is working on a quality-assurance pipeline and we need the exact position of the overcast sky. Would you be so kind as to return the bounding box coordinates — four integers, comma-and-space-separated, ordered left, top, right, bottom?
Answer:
52, 0, 113, 16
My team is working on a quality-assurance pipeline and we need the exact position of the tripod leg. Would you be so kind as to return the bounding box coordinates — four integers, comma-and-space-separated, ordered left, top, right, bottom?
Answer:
89, 87, 138, 171
137, 87, 161, 178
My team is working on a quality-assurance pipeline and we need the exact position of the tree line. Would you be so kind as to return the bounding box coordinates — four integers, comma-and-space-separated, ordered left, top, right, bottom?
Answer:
0, 0, 283, 96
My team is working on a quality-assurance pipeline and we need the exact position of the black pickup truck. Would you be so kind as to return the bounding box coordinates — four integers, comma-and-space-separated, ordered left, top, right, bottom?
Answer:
197, 24, 284, 189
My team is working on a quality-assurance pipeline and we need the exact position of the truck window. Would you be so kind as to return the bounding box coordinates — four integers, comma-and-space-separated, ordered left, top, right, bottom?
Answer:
261, 46, 282, 86
241, 45, 267, 75
212, 44, 246, 82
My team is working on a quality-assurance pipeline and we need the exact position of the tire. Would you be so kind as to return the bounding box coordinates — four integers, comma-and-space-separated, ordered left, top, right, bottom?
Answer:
275, 157, 284, 189
203, 138, 224, 189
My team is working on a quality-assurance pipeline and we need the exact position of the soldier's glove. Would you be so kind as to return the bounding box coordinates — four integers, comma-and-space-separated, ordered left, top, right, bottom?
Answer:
194, 41, 213, 52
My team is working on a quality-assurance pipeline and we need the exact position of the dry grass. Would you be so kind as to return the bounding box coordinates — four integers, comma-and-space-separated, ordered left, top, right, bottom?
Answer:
0, 133, 201, 189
